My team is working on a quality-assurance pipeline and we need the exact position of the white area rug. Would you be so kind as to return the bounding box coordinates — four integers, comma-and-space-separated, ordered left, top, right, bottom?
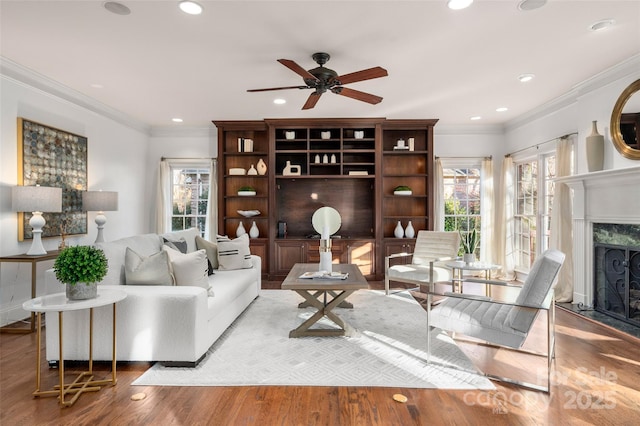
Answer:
133, 290, 494, 389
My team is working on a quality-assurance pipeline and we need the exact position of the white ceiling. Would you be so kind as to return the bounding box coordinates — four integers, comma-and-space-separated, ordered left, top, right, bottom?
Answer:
1, 0, 639, 130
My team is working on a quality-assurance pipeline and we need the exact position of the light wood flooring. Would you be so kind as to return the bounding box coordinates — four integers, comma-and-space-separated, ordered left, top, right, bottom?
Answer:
1, 281, 639, 425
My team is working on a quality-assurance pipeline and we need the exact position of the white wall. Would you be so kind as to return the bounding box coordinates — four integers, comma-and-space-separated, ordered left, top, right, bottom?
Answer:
0, 76, 149, 325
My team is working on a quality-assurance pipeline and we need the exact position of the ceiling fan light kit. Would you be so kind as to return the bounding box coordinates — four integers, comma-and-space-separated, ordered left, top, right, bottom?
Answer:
248, 52, 388, 110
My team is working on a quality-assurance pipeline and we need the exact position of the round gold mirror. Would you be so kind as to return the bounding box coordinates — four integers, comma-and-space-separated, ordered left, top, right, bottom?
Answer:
610, 78, 640, 160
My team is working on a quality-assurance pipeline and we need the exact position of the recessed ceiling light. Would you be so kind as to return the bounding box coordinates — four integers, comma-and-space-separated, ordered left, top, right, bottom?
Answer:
470, 116, 482, 121
517, 0, 547, 11
179, 1, 203, 15
273, 98, 286, 105
518, 73, 535, 83
496, 107, 508, 112
590, 19, 615, 32
447, 0, 473, 10
103, 1, 131, 16
172, 118, 184, 123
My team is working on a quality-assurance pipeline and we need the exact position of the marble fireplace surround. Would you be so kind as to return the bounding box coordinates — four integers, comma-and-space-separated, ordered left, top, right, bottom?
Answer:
556, 166, 640, 306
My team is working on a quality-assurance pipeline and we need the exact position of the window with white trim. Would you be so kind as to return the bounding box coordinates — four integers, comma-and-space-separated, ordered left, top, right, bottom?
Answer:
170, 166, 210, 237
443, 167, 481, 257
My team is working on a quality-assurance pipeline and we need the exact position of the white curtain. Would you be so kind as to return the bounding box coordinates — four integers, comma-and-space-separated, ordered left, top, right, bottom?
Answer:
496, 156, 516, 280
480, 157, 494, 263
550, 136, 574, 302
156, 160, 171, 234
433, 158, 445, 231
205, 159, 218, 240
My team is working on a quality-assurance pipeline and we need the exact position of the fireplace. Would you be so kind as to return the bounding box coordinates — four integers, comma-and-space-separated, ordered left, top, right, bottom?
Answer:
593, 224, 640, 326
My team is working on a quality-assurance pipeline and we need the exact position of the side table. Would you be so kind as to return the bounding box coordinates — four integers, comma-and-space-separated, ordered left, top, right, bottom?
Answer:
445, 260, 501, 296
0, 250, 60, 333
23, 288, 126, 407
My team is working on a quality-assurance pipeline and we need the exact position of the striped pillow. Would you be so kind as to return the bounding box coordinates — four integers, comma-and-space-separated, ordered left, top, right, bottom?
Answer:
216, 234, 252, 270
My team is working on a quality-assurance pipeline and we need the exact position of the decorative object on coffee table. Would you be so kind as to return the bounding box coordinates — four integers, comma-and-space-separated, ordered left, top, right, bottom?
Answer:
460, 228, 478, 264
54, 245, 108, 300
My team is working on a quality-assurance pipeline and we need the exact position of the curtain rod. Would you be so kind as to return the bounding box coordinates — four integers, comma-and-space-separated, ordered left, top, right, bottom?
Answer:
505, 132, 578, 158
161, 157, 215, 161
435, 155, 492, 160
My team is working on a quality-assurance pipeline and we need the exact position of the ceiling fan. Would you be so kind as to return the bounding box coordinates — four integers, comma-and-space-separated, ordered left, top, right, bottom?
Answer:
247, 52, 388, 110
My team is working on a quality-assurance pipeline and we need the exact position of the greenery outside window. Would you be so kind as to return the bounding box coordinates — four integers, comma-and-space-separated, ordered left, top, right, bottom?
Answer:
443, 167, 481, 257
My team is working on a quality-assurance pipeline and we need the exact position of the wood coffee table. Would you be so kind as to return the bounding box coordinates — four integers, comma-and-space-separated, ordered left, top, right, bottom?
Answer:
281, 263, 368, 338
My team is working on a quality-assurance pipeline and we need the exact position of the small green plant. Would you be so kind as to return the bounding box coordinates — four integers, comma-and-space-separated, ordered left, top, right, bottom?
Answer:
54, 246, 108, 285
394, 185, 412, 192
238, 185, 256, 192
460, 228, 479, 254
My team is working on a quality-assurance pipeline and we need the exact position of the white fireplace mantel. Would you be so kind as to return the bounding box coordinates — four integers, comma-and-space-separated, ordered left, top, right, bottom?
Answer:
555, 166, 640, 305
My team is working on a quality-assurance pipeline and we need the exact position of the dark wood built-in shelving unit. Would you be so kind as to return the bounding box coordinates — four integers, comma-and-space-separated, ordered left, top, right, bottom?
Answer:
214, 118, 437, 281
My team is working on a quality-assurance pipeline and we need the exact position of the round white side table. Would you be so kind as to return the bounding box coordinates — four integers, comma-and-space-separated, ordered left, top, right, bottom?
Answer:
23, 288, 126, 407
445, 260, 501, 296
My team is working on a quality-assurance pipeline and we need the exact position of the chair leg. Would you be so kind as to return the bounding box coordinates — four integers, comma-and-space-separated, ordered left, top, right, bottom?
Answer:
426, 291, 432, 364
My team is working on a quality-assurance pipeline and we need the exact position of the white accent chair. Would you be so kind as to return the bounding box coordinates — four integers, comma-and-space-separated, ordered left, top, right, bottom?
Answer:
426, 249, 566, 393
384, 231, 460, 295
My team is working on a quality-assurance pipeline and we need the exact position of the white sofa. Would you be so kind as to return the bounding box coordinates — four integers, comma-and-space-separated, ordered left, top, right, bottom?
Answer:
44, 228, 261, 366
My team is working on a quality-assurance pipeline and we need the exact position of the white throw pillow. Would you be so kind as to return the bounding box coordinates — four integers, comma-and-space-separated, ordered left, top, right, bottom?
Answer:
163, 246, 210, 292
124, 248, 174, 286
217, 234, 252, 270
196, 235, 219, 272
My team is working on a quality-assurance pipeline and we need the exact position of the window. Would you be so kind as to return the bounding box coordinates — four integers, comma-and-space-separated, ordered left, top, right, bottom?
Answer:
443, 167, 481, 256
514, 154, 555, 270
170, 166, 211, 237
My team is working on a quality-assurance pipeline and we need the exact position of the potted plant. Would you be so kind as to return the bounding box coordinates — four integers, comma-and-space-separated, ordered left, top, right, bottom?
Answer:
237, 185, 256, 196
54, 245, 108, 300
460, 229, 478, 264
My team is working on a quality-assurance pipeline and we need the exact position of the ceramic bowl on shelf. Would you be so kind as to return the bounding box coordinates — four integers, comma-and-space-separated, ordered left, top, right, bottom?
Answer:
237, 210, 261, 217
237, 190, 256, 196
393, 190, 412, 196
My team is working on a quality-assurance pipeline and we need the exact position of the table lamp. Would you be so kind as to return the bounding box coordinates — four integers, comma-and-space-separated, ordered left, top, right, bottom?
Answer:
12, 185, 63, 255
83, 190, 118, 243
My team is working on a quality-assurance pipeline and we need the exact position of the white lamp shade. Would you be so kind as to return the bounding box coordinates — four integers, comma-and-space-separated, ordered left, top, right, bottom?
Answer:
83, 191, 118, 212
12, 186, 62, 213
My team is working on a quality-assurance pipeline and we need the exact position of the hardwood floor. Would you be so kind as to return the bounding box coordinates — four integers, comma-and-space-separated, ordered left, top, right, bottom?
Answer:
1, 282, 639, 425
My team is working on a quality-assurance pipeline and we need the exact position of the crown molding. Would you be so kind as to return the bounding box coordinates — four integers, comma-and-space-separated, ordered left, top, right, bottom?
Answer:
0, 56, 150, 135
505, 53, 640, 132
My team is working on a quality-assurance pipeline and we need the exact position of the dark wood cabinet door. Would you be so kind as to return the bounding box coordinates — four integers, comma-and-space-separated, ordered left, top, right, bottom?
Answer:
249, 239, 268, 276
274, 240, 306, 275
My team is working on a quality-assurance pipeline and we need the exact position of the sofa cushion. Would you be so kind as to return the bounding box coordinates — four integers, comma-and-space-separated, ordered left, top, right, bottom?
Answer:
97, 233, 163, 285
217, 234, 252, 270
124, 247, 174, 285
206, 268, 256, 321
163, 246, 210, 294
196, 235, 219, 274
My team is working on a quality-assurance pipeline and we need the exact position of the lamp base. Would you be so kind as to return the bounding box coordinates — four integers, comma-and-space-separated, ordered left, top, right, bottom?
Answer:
94, 213, 107, 244
27, 213, 47, 255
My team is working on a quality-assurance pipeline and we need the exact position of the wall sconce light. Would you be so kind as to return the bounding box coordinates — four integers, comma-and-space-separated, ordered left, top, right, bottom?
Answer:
83, 190, 119, 243
12, 185, 62, 255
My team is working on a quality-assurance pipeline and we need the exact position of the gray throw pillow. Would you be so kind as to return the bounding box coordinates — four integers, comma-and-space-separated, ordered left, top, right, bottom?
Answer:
124, 247, 174, 285
163, 237, 188, 254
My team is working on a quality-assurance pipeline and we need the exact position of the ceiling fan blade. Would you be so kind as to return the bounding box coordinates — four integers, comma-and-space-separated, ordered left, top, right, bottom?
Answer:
302, 92, 322, 110
278, 59, 319, 82
333, 87, 383, 105
334, 66, 388, 85
247, 85, 308, 92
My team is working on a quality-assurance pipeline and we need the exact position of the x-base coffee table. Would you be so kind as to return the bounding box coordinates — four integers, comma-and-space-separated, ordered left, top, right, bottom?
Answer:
281, 263, 368, 338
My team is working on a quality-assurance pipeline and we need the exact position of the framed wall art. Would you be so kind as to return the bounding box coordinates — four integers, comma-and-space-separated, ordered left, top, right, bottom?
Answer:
17, 117, 88, 241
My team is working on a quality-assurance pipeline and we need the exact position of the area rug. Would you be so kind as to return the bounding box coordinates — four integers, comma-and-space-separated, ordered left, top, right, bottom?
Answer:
133, 290, 494, 390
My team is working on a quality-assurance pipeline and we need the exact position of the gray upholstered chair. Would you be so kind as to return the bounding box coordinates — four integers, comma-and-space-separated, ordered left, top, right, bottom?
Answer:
426, 248, 566, 393
384, 230, 460, 295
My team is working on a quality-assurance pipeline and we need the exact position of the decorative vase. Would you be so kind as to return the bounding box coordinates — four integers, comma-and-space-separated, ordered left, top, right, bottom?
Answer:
586, 120, 604, 172
315, 154, 320, 164
330, 154, 336, 164
405, 221, 415, 238
257, 158, 267, 175
236, 221, 246, 237
66, 282, 97, 300
247, 164, 258, 175
463, 253, 476, 264
394, 221, 404, 238
249, 221, 259, 238
323, 154, 329, 164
